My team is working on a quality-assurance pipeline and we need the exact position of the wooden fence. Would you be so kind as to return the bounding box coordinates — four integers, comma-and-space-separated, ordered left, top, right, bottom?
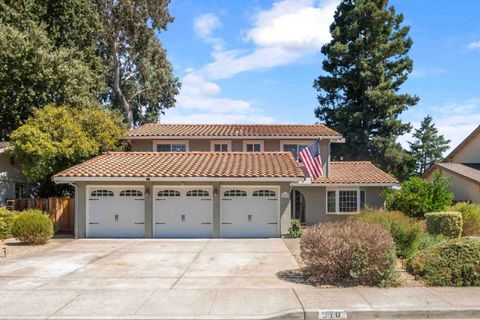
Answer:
7, 197, 74, 233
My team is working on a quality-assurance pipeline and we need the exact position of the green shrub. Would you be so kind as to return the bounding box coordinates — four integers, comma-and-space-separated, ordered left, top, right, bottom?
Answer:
287, 219, 302, 238
352, 210, 423, 258
0, 207, 19, 240
384, 173, 453, 218
425, 212, 462, 238
301, 221, 398, 287
449, 202, 480, 236
418, 233, 448, 251
407, 237, 480, 286
11, 210, 53, 245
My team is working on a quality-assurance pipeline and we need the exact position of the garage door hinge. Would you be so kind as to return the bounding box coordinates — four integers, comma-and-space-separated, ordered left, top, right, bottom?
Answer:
134, 222, 145, 224
201, 222, 212, 225
155, 222, 166, 224
89, 222, 99, 224
267, 223, 278, 225
222, 222, 232, 225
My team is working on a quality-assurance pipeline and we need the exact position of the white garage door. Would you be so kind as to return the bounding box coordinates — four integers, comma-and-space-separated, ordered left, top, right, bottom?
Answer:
87, 186, 145, 237
221, 187, 279, 238
154, 187, 213, 238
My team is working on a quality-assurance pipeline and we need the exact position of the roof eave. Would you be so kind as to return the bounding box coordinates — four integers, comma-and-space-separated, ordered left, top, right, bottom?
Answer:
53, 176, 304, 183
291, 182, 399, 187
121, 135, 343, 140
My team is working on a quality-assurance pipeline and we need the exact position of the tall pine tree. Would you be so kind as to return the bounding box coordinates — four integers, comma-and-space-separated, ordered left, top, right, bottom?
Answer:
314, 0, 418, 179
409, 115, 450, 176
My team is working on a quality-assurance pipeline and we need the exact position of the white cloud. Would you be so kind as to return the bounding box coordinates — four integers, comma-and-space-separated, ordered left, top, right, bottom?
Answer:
193, 13, 224, 50
194, 13, 221, 39
467, 41, 480, 50
400, 99, 480, 155
201, 0, 339, 79
161, 71, 276, 124
411, 67, 446, 79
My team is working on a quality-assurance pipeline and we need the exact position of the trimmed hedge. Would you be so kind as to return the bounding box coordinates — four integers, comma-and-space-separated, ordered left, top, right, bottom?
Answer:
301, 221, 398, 287
425, 212, 462, 238
0, 207, 19, 240
11, 210, 53, 245
449, 202, 480, 236
407, 237, 480, 286
352, 210, 423, 258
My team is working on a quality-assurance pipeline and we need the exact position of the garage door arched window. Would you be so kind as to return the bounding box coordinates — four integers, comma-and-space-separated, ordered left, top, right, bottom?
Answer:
157, 190, 181, 197
186, 190, 210, 197
91, 190, 114, 197
224, 190, 247, 197
252, 190, 276, 197
119, 190, 143, 197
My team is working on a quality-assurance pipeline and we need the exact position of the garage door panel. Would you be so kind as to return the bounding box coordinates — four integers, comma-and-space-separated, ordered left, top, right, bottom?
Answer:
221, 187, 279, 238
87, 187, 145, 238
154, 187, 212, 238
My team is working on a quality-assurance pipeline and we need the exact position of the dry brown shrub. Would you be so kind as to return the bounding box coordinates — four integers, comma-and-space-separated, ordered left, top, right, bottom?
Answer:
300, 220, 397, 286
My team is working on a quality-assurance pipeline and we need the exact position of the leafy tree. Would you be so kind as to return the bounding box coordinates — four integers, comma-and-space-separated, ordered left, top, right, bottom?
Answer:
95, 0, 180, 128
314, 0, 419, 179
9, 105, 126, 196
384, 173, 454, 218
0, 0, 106, 140
408, 115, 450, 176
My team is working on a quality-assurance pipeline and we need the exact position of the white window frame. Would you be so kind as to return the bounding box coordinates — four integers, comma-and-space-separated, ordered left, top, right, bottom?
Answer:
280, 140, 314, 161
210, 140, 232, 152
153, 140, 189, 152
325, 187, 361, 215
243, 140, 264, 152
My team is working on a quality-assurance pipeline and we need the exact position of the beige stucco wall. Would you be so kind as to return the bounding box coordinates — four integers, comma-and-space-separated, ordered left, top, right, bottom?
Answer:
293, 186, 386, 225
449, 133, 480, 163
428, 168, 480, 203
73, 180, 292, 238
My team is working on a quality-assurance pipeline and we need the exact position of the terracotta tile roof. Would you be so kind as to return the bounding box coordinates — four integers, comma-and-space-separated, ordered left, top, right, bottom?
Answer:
125, 124, 342, 138
54, 152, 305, 179
313, 161, 398, 185
432, 163, 480, 184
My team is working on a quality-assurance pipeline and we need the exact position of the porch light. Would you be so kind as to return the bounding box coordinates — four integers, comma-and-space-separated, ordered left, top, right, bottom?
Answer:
145, 188, 150, 197
213, 188, 218, 197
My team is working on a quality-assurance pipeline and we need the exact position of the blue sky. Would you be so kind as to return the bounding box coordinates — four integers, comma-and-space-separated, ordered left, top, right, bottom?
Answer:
159, 0, 480, 152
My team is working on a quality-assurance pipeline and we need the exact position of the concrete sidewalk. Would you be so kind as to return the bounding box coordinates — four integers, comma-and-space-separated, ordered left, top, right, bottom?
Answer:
0, 239, 479, 319
0, 286, 479, 319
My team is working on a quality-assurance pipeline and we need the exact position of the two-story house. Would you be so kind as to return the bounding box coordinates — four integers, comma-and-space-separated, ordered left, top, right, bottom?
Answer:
423, 125, 480, 203
53, 124, 398, 238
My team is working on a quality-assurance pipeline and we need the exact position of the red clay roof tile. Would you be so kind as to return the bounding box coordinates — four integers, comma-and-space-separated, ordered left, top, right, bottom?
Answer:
125, 124, 341, 138
54, 152, 305, 179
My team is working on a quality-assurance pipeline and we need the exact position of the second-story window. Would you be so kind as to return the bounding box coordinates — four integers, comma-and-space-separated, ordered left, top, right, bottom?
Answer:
246, 143, 261, 152
157, 143, 186, 152
283, 144, 310, 161
214, 144, 229, 152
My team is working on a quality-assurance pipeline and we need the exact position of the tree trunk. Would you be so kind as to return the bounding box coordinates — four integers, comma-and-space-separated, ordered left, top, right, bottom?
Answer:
111, 41, 134, 129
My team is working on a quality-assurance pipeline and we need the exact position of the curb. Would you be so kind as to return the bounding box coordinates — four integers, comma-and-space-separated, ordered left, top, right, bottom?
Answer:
305, 308, 480, 320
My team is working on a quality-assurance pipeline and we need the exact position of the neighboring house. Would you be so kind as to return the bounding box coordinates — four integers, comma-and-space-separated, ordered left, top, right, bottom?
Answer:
0, 142, 33, 206
423, 125, 480, 203
53, 124, 398, 238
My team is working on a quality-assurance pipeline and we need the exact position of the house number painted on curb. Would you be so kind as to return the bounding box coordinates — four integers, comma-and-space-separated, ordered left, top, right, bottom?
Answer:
318, 310, 347, 319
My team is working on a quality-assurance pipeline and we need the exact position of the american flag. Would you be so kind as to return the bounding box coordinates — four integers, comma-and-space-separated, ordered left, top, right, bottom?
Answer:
299, 139, 323, 179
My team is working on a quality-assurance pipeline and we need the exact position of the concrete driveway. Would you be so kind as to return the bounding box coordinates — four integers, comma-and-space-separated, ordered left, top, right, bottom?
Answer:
0, 238, 306, 319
